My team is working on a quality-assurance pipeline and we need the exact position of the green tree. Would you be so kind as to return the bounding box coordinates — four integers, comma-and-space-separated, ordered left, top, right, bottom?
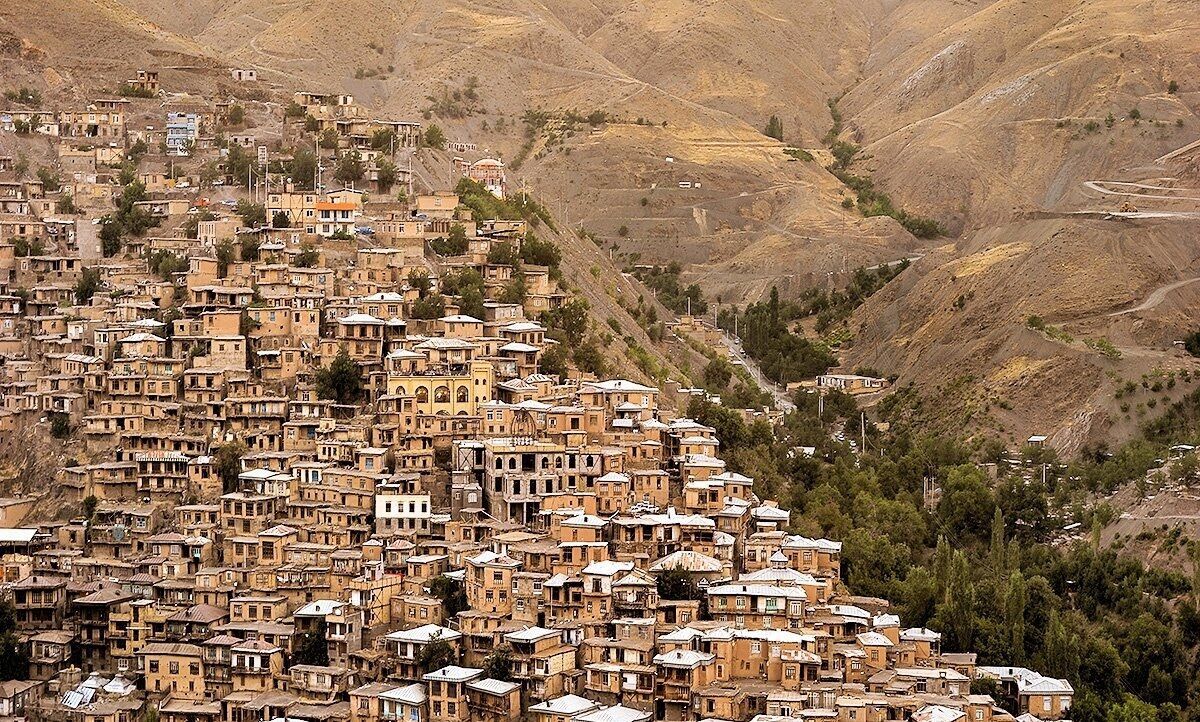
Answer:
239, 233, 262, 262
830, 140, 859, 170
937, 465, 995, 543
572, 338, 608, 377
1105, 696, 1157, 722
1038, 609, 1079, 681
842, 527, 912, 599
686, 396, 748, 451
75, 267, 102, 304
989, 506, 1007, 574
100, 217, 123, 257
415, 637, 457, 674
1003, 571, 1027, 664
236, 199, 267, 228
519, 232, 561, 268
182, 209, 217, 239
292, 622, 330, 666
316, 349, 364, 405
541, 299, 589, 344
764, 115, 784, 141
0, 599, 27, 681
430, 223, 469, 256
487, 242, 520, 266
428, 576, 468, 616
897, 566, 938, 627
424, 124, 447, 149
290, 147, 318, 189
538, 342, 569, 377
482, 645, 514, 681
214, 441, 247, 494
377, 157, 398, 191
459, 285, 485, 320
334, 150, 365, 185
215, 239, 237, 277
656, 567, 702, 600
49, 413, 72, 439
272, 211, 291, 228
371, 128, 397, 151
408, 269, 433, 297
939, 551, 977, 651
225, 144, 253, 186
226, 104, 245, 126
498, 273, 527, 305
410, 293, 447, 319
295, 242, 319, 268
702, 358, 733, 391
36, 167, 61, 192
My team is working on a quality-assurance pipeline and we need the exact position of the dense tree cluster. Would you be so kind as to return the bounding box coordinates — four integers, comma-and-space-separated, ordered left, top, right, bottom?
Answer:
632, 263, 707, 316
717, 288, 836, 384
733, 382, 1200, 721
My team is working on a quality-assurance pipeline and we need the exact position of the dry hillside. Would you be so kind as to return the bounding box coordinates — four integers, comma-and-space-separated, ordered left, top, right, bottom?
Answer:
3, 0, 1199, 442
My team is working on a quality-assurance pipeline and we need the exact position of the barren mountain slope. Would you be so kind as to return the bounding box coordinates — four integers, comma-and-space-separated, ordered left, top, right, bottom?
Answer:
26, 0, 919, 307
840, 0, 1200, 231
0, 0, 224, 101
845, 205, 1200, 451
114, 0, 878, 141
5, 0, 1200, 443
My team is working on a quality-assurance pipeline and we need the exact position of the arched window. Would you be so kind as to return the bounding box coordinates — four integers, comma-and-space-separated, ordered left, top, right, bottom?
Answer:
415, 387, 429, 403
495, 458, 503, 470
434, 385, 450, 403
456, 386, 469, 403
508, 458, 517, 470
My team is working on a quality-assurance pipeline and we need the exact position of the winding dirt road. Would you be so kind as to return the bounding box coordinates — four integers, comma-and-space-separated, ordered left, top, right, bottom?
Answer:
1109, 277, 1200, 316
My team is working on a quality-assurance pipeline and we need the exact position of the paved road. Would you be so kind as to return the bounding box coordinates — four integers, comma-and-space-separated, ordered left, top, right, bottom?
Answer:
709, 324, 796, 412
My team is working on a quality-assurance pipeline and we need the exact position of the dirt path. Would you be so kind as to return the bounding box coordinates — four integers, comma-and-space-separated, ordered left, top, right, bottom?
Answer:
1083, 180, 1200, 203
1108, 277, 1200, 316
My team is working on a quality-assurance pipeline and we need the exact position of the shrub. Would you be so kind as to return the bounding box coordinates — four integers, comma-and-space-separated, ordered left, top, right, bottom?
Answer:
764, 115, 784, 141
315, 349, 364, 404
423, 124, 446, 149
49, 413, 71, 439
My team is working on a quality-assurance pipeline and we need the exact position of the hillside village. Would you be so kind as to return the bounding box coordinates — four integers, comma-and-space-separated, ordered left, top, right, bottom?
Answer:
0, 75, 1078, 722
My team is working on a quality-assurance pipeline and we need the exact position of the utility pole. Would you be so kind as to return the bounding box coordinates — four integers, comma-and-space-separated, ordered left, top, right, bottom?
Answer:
861, 411, 866, 454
